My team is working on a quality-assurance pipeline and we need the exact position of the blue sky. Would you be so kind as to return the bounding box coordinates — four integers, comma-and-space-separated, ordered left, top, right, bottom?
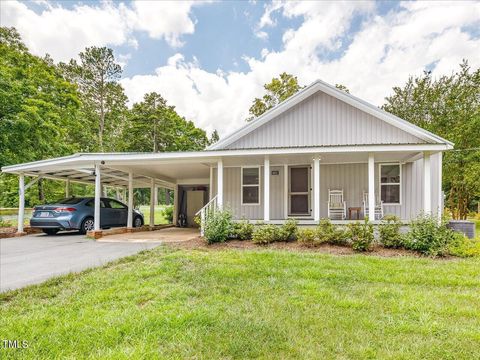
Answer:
2, 1, 479, 135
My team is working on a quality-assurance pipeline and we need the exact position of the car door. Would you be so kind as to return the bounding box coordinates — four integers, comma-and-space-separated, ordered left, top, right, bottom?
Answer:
106, 199, 128, 226
85, 199, 109, 227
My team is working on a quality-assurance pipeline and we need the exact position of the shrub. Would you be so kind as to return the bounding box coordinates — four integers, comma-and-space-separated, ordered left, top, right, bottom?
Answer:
252, 224, 281, 244
297, 228, 317, 246
0, 218, 13, 227
280, 218, 298, 242
379, 215, 403, 248
403, 215, 455, 256
203, 210, 233, 244
161, 205, 174, 223
348, 219, 374, 252
448, 233, 480, 257
316, 218, 349, 246
232, 219, 254, 240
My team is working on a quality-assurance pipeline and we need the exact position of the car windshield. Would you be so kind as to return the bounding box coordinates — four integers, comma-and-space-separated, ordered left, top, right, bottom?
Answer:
52, 197, 84, 205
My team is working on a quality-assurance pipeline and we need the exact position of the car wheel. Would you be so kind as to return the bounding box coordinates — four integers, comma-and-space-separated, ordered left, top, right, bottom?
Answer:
42, 229, 59, 235
80, 217, 95, 234
133, 216, 143, 228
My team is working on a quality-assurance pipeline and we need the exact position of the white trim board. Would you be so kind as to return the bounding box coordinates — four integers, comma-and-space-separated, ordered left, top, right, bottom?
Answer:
209, 79, 453, 150
1, 144, 452, 174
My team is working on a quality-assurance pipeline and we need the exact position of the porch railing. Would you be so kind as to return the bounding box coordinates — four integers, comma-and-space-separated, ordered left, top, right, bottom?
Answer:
195, 195, 218, 236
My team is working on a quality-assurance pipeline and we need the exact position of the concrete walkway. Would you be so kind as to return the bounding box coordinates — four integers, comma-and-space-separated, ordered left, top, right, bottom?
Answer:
0, 232, 161, 292
99, 227, 200, 243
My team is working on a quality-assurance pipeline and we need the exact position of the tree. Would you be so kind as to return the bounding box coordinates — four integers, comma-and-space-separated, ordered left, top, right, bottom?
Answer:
60, 47, 124, 151
0, 27, 84, 206
383, 61, 480, 219
247, 73, 303, 121
335, 84, 350, 93
209, 129, 220, 145
124, 92, 209, 152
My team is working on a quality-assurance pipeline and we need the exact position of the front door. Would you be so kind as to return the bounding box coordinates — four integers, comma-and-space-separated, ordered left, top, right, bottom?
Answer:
288, 166, 311, 217
186, 190, 205, 227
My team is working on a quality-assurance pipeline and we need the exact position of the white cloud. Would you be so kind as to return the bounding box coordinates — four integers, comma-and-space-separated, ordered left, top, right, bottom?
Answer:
3, 1, 479, 138
0, 0, 203, 62
121, 1, 480, 137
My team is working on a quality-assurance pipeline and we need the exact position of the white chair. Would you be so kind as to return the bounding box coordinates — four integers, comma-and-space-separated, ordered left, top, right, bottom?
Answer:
328, 189, 346, 220
363, 192, 384, 220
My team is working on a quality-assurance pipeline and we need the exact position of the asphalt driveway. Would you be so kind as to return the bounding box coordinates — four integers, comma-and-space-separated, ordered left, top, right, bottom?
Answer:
0, 232, 161, 292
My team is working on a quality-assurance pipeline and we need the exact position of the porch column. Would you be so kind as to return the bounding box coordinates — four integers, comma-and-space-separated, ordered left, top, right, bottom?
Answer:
423, 151, 431, 214
209, 166, 213, 200
313, 157, 320, 222
150, 178, 155, 228
264, 155, 270, 222
127, 172, 133, 228
217, 159, 223, 209
284, 164, 288, 218
115, 188, 121, 200
17, 174, 25, 233
94, 164, 101, 231
65, 179, 70, 198
368, 153, 375, 221
437, 152, 443, 219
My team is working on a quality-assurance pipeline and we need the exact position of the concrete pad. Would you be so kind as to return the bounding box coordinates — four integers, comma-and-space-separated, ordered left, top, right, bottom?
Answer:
98, 227, 200, 243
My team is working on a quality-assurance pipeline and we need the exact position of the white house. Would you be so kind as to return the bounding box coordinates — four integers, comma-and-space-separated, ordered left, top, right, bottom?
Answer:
1, 80, 453, 234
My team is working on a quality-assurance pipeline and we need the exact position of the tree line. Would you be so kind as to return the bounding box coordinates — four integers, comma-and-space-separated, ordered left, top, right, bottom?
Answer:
0, 27, 216, 207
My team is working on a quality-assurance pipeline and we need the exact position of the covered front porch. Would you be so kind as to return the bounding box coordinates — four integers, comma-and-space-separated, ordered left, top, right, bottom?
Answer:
207, 147, 443, 225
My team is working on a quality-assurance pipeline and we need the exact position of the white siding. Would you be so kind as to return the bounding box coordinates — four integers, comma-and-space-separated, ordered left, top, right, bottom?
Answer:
212, 156, 441, 221
226, 92, 425, 149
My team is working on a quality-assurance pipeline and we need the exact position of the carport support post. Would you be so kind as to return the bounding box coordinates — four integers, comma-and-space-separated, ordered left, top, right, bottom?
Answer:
150, 178, 155, 228
127, 172, 133, 229
17, 173, 25, 233
94, 164, 101, 231
368, 153, 375, 221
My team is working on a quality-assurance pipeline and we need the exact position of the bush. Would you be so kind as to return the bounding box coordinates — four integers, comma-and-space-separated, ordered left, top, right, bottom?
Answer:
203, 210, 233, 244
403, 215, 455, 256
379, 215, 403, 248
348, 219, 374, 252
448, 233, 480, 257
252, 224, 281, 244
297, 228, 317, 246
0, 218, 13, 227
232, 219, 254, 240
280, 218, 298, 242
161, 205, 174, 223
316, 218, 349, 246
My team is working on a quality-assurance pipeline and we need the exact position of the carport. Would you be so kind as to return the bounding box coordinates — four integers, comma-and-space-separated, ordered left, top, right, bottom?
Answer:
1, 152, 223, 234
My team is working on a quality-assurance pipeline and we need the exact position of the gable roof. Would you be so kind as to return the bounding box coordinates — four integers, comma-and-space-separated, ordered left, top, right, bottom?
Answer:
209, 79, 453, 150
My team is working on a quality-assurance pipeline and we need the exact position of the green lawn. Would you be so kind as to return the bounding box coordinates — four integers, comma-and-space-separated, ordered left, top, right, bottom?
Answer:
138, 205, 170, 225
1, 247, 479, 359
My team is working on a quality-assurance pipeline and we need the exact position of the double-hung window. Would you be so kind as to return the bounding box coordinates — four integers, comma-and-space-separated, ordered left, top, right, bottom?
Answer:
241, 167, 260, 205
380, 164, 401, 204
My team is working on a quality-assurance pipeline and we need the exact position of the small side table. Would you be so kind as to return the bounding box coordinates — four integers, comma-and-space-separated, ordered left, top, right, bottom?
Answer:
348, 207, 361, 220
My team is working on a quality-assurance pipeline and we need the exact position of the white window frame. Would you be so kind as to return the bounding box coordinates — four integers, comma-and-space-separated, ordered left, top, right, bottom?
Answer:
241, 166, 261, 206
379, 163, 402, 206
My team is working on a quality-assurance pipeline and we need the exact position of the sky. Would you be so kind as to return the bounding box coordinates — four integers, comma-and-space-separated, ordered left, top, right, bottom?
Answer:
1, 0, 480, 137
